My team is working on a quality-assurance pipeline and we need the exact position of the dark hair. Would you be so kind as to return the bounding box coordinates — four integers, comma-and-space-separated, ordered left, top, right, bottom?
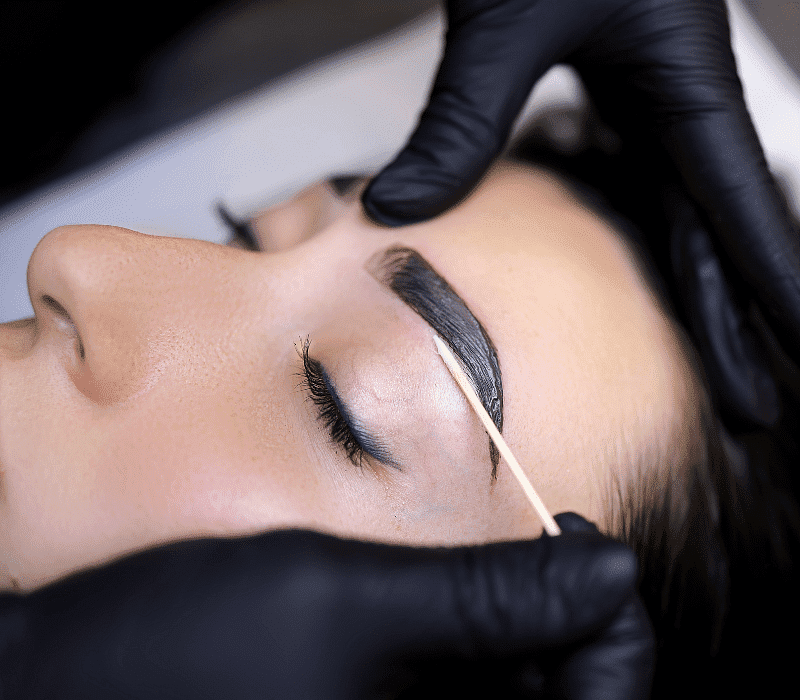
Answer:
508, 107, 800, 697
612, 340, 800, 698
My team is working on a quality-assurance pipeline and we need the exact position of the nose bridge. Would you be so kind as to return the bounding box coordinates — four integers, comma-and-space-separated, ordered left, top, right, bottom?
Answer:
27, 225, 245, 403
28, 224, 241, 313
25, 224, 341, 402
28, 225, 155, 310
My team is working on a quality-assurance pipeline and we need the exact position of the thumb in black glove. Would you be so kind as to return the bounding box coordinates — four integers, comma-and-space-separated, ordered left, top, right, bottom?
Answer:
0, 513, 653, 699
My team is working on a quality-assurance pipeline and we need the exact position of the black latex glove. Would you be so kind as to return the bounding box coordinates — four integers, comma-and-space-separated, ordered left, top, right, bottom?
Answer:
362, 0, 800, 428
0, 513, 653, 699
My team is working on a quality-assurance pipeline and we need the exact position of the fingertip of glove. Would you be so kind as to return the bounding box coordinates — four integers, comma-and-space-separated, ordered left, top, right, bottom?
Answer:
360, 192, 408, 228
553, 513, 639, 591
553, 512, 599, 534
595, 545, 639, 591
361, 157, 475, 227
360, 180, 434, 228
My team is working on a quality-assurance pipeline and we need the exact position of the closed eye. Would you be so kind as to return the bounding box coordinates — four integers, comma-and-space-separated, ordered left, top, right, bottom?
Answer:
296, 337, 399, 471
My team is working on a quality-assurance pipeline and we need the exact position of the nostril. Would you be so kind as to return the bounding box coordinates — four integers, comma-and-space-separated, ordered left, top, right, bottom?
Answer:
41, 294, 84, 359
41, 294, 71, 319
41, 295, 76, 333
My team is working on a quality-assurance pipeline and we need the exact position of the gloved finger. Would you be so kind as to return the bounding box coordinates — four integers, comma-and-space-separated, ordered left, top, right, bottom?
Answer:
373, 520, 641, 664
623, 0, 800, 361
553, 594, 655, 700
361, 0, 625, 226
0, 594, 28, 693
665, 67, 800, 367
551, 0, 800, 360
541, 515, 654, 699
668, 185, 780, 428
7, 528, 640, 700
554, 511, 600, 534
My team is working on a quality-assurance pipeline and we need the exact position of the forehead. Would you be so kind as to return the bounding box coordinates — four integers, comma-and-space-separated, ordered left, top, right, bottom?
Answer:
377, 163, 686, 507
391, 162, 670, 376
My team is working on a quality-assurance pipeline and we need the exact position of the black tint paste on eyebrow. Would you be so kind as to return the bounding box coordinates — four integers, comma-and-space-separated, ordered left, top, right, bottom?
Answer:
327, 174, 365, 197
370, 246, 504, 477
216, 202, 259, 251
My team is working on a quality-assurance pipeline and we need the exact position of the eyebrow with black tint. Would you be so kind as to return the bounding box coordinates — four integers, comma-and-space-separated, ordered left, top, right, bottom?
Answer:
368, 246, 504, 478
216, 202, 259, 251
327, 174, 365, 197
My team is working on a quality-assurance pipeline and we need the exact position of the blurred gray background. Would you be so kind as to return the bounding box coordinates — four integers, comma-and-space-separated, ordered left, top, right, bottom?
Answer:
1, 0, 799, 322
2, 0, 795, 207
742, 1, 799, 74
0, 0, 437, 207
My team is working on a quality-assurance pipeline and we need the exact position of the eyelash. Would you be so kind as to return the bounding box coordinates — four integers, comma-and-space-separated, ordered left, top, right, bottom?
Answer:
296, 337, 368, 469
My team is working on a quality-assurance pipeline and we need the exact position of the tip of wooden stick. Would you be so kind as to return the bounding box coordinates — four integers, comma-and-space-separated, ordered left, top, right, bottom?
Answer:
432, 333, 561, 537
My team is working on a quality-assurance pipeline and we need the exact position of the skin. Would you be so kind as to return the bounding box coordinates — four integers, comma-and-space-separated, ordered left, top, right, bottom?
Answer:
0, 160, 692, 591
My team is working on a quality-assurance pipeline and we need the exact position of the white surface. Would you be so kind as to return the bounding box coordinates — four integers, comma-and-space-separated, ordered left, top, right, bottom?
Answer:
1, 0, 798, 323
729, 0, 800, 206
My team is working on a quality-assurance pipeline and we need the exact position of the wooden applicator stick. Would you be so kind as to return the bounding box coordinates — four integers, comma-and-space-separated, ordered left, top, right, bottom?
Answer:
433, 335, 561, 536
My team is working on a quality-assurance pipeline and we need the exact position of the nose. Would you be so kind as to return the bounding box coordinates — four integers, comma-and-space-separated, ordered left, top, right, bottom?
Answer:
26, 224, 245, 403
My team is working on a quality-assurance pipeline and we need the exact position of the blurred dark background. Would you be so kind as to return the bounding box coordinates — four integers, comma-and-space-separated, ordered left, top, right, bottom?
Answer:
0, 0, 795, 210
0, 0, 436, 209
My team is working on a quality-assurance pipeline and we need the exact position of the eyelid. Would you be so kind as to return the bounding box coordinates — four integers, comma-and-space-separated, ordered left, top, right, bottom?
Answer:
319, 365, 399, 469
368, 246, 503, 477
297, 338, 399, 471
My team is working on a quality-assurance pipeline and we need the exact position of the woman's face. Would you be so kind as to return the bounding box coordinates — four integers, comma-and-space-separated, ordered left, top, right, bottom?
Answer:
0, 162, 687, 590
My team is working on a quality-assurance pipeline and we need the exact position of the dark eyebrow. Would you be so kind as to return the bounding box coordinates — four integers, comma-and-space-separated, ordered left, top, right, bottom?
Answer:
368, 246, 504, 478
327, 174, 365, 197
216, 203, 259, 251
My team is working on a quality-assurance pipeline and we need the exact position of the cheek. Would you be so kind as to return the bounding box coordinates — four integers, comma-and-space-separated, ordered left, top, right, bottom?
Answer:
0, 416, 168, 589
0, 373, 322, 589
1, 358, 116, 556
137, 383, 327, 536
376, 411, 508, 545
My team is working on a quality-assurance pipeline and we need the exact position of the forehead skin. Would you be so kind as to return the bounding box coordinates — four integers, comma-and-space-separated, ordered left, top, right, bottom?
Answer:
0, 160, 689, 591
367, 162, 689, 531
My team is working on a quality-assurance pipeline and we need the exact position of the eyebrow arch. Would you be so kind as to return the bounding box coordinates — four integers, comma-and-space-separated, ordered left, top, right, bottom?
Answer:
368, 246, 504, 478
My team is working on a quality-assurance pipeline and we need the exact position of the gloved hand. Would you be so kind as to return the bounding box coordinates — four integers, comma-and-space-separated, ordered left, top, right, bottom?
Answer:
362, 0, 800, 429
0, 513, 653, 699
